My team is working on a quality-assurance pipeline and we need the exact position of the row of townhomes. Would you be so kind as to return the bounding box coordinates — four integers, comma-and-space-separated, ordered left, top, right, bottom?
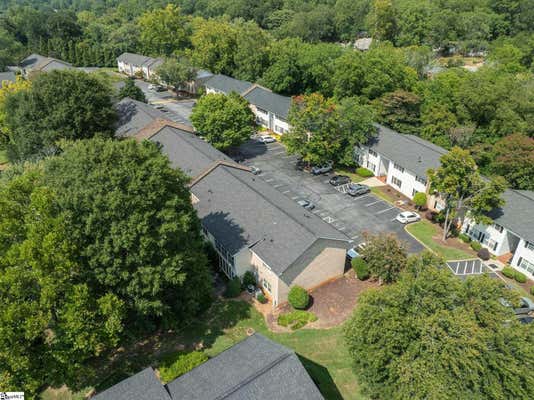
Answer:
93, 333, 323, 400
115, 53, 292, 135
18, 53, 73, 77
116, 97, 350, 307
356, 123, 534, 279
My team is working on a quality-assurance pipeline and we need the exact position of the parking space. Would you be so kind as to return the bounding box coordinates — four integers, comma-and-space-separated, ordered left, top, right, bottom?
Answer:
447, 259, 499, 280
239, 138, 424, 253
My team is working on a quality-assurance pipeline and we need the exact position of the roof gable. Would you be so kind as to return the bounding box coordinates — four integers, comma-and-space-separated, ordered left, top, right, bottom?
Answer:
204, 74, 252, 94
243, 85, 292, 119
92, 367, 171, 400
487, 189, 534, 242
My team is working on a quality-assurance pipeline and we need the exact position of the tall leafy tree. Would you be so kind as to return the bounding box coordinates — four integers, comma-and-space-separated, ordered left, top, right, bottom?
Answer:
3, 70, 116, 161
156, 57, 197, 90
490, 133, 534, 190
428, 147, 506, 240
190, 92, 255, 151
374, 90, 421, 134
43, 138, 213, 323
283, 93, 375, 166
345, 254, 534, 400
138, 5, 190, 56
0, 168, 124, 396
360, 233, 407, 283
0, 28, 24, 71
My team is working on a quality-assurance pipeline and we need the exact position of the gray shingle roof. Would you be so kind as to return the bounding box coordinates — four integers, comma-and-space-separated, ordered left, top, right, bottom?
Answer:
117, 52, 154, 66
115, 98, 167, 138
204, 74, 252, 94
36, 59, 73, 72
367, 124, 447, 178
0, 72, 16, 88
243, 85, 291, 120
487, 189, 534, 243
92, 367, 171, 400
146, 126, 348, 276
166, 334, 324, 400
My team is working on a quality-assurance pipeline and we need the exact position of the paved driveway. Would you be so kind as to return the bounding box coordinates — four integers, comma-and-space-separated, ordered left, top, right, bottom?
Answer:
239, 138, 424, 253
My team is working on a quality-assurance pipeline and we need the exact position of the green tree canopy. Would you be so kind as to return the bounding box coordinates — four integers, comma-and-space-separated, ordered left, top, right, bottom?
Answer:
360, 232, 407, 283
490, 133, 534, 190
156, 57, 197, 89
428, 147, 506, 239
283, 93, 375, 166
0, 167, 124, 395
138, 4, 190, 56
41, 138, 213, 323
118, 77, 147, 102
190, 92, 255, 151
345, 253, 534, 400
3, 70, 116, 161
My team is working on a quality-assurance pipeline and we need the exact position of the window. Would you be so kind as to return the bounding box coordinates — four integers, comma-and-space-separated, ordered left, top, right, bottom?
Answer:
367, 162, 376, 173
256, 107, 268, 114
493, 224, 504, 233
416, 176, 427, 185
275, 125, 286, 134
525, 241, 534, 251
391, 176, 402, 188
393, 163, 405, 173
518, 258, 534, 275
262, 278, 272, 293
369, 149, 377, 157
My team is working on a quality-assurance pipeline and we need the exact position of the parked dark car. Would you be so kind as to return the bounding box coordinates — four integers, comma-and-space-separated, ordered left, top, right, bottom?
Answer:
346, 183, 371, 197
518, 315, 533, 324
311, 161, 333, 175
329, 175, 350, 186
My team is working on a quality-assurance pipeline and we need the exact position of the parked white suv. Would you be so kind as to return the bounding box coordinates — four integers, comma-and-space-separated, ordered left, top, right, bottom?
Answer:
259, 135, 276, 143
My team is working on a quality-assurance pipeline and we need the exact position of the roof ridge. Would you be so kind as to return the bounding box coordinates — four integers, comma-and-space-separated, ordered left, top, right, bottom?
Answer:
212, 351, 294, 400
134, 119, 194, 142
241, 83, 271, 96
375, 124, 446, 156
189, 160, 251, 187
508, 188, 534, 202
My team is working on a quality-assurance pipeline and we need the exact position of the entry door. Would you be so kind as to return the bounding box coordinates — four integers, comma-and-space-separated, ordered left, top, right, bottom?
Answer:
269, 112, 274, 130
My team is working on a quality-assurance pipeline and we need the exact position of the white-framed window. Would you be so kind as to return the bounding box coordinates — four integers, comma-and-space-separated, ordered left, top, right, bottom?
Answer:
369, 149, 377, 157
416, 176, 427, 185
518, 258, 534, 275
262, 278, 272, 293
367, 161, 376, 173
412, 189, 418, 197
525, 241, 534, 251
392, 176, 402, 188
493, 224, 504, 233
275, 125, 285, 134
393, 163, 405, 173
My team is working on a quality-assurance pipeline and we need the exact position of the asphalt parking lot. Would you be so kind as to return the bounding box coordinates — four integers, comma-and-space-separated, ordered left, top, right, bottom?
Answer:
135, 80, 194, 126
239, 138, 425, 253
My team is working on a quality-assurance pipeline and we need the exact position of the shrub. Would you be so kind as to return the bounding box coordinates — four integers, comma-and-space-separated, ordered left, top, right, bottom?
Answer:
502, 266, 516, 279
277, 310, 317, 330
224, 277, 242, 298
530, 286, 534, 296
514, 271, 527, 283
356, 167, 374, 178
470, 241, 482, 251
458, 233, 471, 243
158, 351, 208, 383
477, 248, 490, 261
257, 293, 268, 304
288, 285, 309, 309
433, 212, 445, 224
242, 271, 256, 288
352, 257, 369, 280
413, 192, 427, 209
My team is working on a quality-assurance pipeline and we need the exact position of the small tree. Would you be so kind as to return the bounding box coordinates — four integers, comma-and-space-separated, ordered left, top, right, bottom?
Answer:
361, 233, 407, 283
156, 57, 197, 91
413, 192, 427, 209
191, 92, 255, 151
288, 286, 309, 309
352, 257, 370, 280
118, 78, 147, 102
428, 147, 506, 240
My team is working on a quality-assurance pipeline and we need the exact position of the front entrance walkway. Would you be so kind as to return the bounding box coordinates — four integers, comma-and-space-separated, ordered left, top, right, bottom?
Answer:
360, 177, 386, 187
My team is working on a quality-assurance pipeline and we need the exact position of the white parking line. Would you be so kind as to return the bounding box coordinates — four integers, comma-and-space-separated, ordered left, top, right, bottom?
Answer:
324, 216, 335, 223
312, 209, 322, 214
376, 206, 396, 214
291, 196, 299, 200
337, 226, 346, 231
273, 183, 284, 188
365, 200, 382, 207
282, 190, 291, 194
318, 211, 329, 216
351, 235, 359, 240
352, 194, 370, 201
265, 178, 274, 182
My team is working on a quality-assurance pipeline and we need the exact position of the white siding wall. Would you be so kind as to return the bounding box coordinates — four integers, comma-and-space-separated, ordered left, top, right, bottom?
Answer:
511, 239, 534, 279
385, 160, 427, 199
462, 219, 511, 256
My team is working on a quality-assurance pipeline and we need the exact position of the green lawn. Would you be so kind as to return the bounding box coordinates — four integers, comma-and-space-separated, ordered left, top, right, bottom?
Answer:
41, 300, 365, 400
335, 168, 365, 183
0, 149, 8, 164
406, 220, 474, 260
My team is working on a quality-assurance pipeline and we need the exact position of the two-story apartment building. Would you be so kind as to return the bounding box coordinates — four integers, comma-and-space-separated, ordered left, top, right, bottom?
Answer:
19, 53, 73, 78
203, 74, 292, 135
356, 124, 447, 203
117, 52, 163, 80
462, 189, 534, 279
116, 98, 350, 307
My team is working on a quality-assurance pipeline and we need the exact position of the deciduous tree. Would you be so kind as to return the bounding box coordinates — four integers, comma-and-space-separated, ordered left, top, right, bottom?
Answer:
118, 77, 146, 102
360, 233, 407, 283
190, 92, 255, 151
490, 133, 534, 190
